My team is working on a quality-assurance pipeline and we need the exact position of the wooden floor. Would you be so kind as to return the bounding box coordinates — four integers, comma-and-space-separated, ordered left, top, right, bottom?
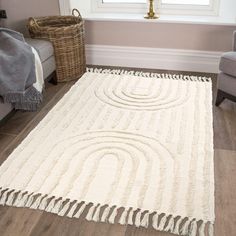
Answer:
0, 67, 235, 236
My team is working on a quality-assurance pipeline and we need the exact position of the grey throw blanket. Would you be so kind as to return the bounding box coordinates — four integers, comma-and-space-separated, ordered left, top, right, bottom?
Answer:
0, 28, 43, 111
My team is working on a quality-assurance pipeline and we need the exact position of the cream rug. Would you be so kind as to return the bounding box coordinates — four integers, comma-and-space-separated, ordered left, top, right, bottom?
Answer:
0, 69, 214, 236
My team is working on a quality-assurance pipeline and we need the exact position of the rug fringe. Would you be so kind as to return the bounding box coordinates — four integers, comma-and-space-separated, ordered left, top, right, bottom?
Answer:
58, 200, 71, 216
86, 67, 212, 82
152, 213, 159, 230
67, 202, 79, 218
101, 205, 110, 222
209, 223, 214, 236
108, 206, 118, 224
164, 216, 175, 232
158, 215, 167, 231
5, 190, 15, 206
180, 219, 191, 235
135, 210, 142, 227
199, 221, 206, 236
141, 211, 149, 228
45, 197, 56, 212
173, 217, 182, 234
86, 204, 97, 221
38, 195, 48, 210
92, 204, 101, 221
52, 199, 63, 214
0, 187, 214, 236
128, 208, 134, 225
0, 189, 10, 205
190, 220, 198, 236
119, 208, 128, 225
74, 202, 87, 218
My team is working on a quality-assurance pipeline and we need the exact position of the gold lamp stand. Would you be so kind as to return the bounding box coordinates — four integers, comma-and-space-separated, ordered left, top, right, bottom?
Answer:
144, 0, 159, 19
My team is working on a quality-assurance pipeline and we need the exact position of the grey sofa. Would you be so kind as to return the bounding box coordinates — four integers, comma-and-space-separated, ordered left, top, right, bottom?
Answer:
0, 38, 56, 121
215, 31, 236, 106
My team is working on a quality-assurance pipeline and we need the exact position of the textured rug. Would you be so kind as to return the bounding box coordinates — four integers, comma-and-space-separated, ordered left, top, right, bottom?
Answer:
0, 69, 214, 236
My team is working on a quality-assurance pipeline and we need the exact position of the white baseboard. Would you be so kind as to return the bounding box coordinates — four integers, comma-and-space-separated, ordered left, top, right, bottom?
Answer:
85, 44, 222, 73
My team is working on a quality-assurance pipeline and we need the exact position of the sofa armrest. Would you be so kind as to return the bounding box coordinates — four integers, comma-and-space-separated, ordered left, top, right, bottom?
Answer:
233, 31, 236, 51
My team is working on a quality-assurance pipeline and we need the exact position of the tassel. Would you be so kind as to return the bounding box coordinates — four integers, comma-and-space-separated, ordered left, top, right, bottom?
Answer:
158, 215, 167, 231
198, 221, 205, 236
74, 203, 86, 218
45, 197, 56, 212
19, 193, 30, 207
51, 199, 63, 214
173, 217, 182, 235
128, 209, 134, 225
152, 213, 159, 230
38, 196, 48, 210
108, 207, 118, 224
58, 201, 71, 216
92, 204, 101, 222
14, 192, 23, 207
5, 191, 15, 206
119, 208, 128, 225
141, 212, 149, 228
180, 219, 190, 235
67, 202, 79, 218
164, 216, 175, 232
209, 223, 214, 236
135, 210, 142, 227
0, 190, 10, 205
86, 204, 96, 221
101, 206, 110, 222
31, 195, 42, 209
189, 220, 198, 236
25, 195, 35, 207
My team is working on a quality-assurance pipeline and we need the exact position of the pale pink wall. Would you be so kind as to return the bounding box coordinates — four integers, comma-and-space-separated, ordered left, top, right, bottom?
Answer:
85, 21, 236, 52
1, 0, 60, 35
1, 0, 235, 52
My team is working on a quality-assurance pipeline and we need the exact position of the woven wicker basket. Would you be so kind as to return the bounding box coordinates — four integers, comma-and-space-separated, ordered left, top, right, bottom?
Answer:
28, 9, 86, 83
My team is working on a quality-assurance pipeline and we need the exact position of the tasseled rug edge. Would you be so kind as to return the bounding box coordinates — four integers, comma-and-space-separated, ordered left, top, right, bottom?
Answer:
86, 67, 212, 83
0, 187, 214, 236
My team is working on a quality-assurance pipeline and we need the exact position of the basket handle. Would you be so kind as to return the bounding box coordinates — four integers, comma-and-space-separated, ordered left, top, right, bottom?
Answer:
72, 8, 82, 20
28, 17, 40, 28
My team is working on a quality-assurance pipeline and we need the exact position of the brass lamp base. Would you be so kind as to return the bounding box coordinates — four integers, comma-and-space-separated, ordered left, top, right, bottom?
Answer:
144, 0, 159, 20
144, 14, 159, 20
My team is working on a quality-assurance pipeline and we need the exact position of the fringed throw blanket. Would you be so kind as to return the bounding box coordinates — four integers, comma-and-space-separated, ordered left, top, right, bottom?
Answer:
0, 28, 44, 111
0, 69, 214, 236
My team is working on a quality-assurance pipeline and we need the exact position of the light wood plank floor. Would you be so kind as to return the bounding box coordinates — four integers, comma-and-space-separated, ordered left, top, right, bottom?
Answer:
0, 67, 235, 236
